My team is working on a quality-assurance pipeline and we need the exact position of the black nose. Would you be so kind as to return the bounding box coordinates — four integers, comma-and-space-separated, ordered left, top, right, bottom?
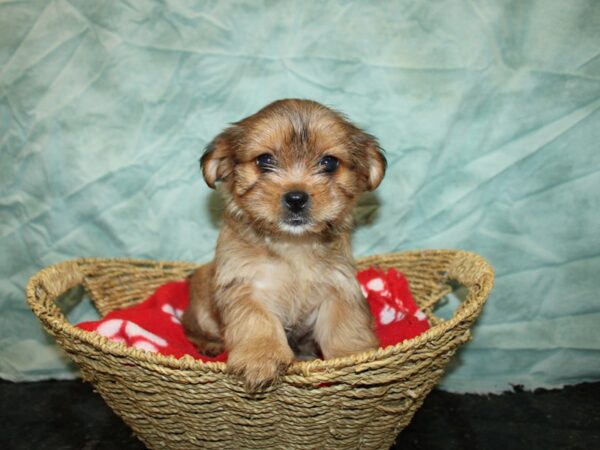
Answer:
283, 191, 309, 213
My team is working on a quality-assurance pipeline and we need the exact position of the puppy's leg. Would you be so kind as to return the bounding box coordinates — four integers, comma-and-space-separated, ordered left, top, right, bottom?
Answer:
182, 263, 224, 356
314, 288, 379, 359
219, 284, 294, 390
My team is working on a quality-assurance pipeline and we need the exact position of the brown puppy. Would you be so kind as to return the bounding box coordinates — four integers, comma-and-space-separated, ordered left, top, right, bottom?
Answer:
183, 99, 386, 389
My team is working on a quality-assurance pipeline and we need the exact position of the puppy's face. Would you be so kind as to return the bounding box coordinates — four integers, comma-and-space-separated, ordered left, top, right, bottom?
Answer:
201, 99, 386, 236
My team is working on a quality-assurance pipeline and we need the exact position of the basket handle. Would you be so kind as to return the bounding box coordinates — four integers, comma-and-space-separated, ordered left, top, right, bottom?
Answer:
444, 250, 494, 322
26, 260, 85, 325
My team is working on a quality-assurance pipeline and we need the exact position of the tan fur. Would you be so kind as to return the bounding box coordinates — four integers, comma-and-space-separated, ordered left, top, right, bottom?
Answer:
184, 99, 386, 390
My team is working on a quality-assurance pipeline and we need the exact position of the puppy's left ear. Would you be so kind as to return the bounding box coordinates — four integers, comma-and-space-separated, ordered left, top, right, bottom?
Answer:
200, 128, 237, 189
354, 131, 387, 191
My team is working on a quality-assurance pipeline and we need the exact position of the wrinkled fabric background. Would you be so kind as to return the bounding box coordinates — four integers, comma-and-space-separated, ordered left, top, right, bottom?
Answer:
1, 0, 599, 393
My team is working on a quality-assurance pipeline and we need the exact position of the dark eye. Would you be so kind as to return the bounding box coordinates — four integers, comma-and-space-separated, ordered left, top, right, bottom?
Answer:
256, 153, 276, 172
319, 155, 339, 174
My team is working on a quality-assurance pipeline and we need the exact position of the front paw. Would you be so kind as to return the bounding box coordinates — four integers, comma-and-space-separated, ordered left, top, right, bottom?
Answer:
227, 342, 294, 391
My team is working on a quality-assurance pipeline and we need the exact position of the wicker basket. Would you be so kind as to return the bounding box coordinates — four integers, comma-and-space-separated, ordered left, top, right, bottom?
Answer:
27, 250, 493, 450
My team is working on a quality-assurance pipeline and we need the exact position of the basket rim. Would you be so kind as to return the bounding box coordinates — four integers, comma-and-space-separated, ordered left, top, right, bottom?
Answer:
26, 249, 494, 378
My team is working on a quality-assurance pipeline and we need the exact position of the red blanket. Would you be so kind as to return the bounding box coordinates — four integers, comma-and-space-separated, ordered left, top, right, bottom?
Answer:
78, 267, 429, 361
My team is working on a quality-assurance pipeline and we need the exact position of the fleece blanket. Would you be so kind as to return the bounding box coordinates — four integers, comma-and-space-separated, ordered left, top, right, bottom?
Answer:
1, 1, 599, 393
77, 268, 429, 361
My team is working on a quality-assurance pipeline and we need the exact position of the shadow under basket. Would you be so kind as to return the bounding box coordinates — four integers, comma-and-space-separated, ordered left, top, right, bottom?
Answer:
27, 250, 494, 450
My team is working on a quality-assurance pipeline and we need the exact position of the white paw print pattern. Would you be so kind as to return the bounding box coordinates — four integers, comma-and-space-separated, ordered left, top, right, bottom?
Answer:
379, 303, 407, 325
96, 319, 167, 353
366, 277, 385, 291
414, 310, 428, 321
379, 304, 396, 325
365, 277, 409, 325
366, 278, 391, 298
162, 304, 184, 324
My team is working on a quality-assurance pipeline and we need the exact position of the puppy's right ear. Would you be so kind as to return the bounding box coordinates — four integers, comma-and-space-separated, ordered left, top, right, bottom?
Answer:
200, 129, 237, 189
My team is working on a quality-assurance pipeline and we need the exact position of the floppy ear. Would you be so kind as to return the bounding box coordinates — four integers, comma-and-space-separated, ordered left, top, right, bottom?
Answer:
200, 128, 237, 189
352, 130, 387, 191
365, 140, 386, 191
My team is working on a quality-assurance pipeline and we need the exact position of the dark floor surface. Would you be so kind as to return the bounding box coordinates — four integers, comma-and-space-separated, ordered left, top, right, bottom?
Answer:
1, 380, 598, 450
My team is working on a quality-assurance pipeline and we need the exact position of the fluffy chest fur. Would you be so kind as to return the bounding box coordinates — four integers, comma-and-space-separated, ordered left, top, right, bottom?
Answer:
214, 222, 357, 330
254, 240, 331, 326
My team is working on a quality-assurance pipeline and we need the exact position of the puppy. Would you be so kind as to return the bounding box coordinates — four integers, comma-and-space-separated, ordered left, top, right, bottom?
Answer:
183, 99, 386, 389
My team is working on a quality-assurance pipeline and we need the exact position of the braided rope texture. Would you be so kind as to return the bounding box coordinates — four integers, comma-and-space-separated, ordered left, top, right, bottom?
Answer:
26, 250, 494, 450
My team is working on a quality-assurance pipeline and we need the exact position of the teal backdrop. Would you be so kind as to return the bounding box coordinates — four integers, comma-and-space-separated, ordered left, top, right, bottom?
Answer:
1, 0, 599, 392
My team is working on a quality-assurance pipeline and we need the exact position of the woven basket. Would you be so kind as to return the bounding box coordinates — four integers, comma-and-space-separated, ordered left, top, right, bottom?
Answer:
27, 250, 493, 450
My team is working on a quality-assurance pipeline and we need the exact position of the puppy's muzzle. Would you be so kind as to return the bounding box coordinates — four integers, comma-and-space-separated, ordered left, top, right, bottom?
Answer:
282, 190, 311, 227
283, 191, 309, 214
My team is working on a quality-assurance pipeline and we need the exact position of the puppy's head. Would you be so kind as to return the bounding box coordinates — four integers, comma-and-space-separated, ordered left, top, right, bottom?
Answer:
201, 99, 386, 236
